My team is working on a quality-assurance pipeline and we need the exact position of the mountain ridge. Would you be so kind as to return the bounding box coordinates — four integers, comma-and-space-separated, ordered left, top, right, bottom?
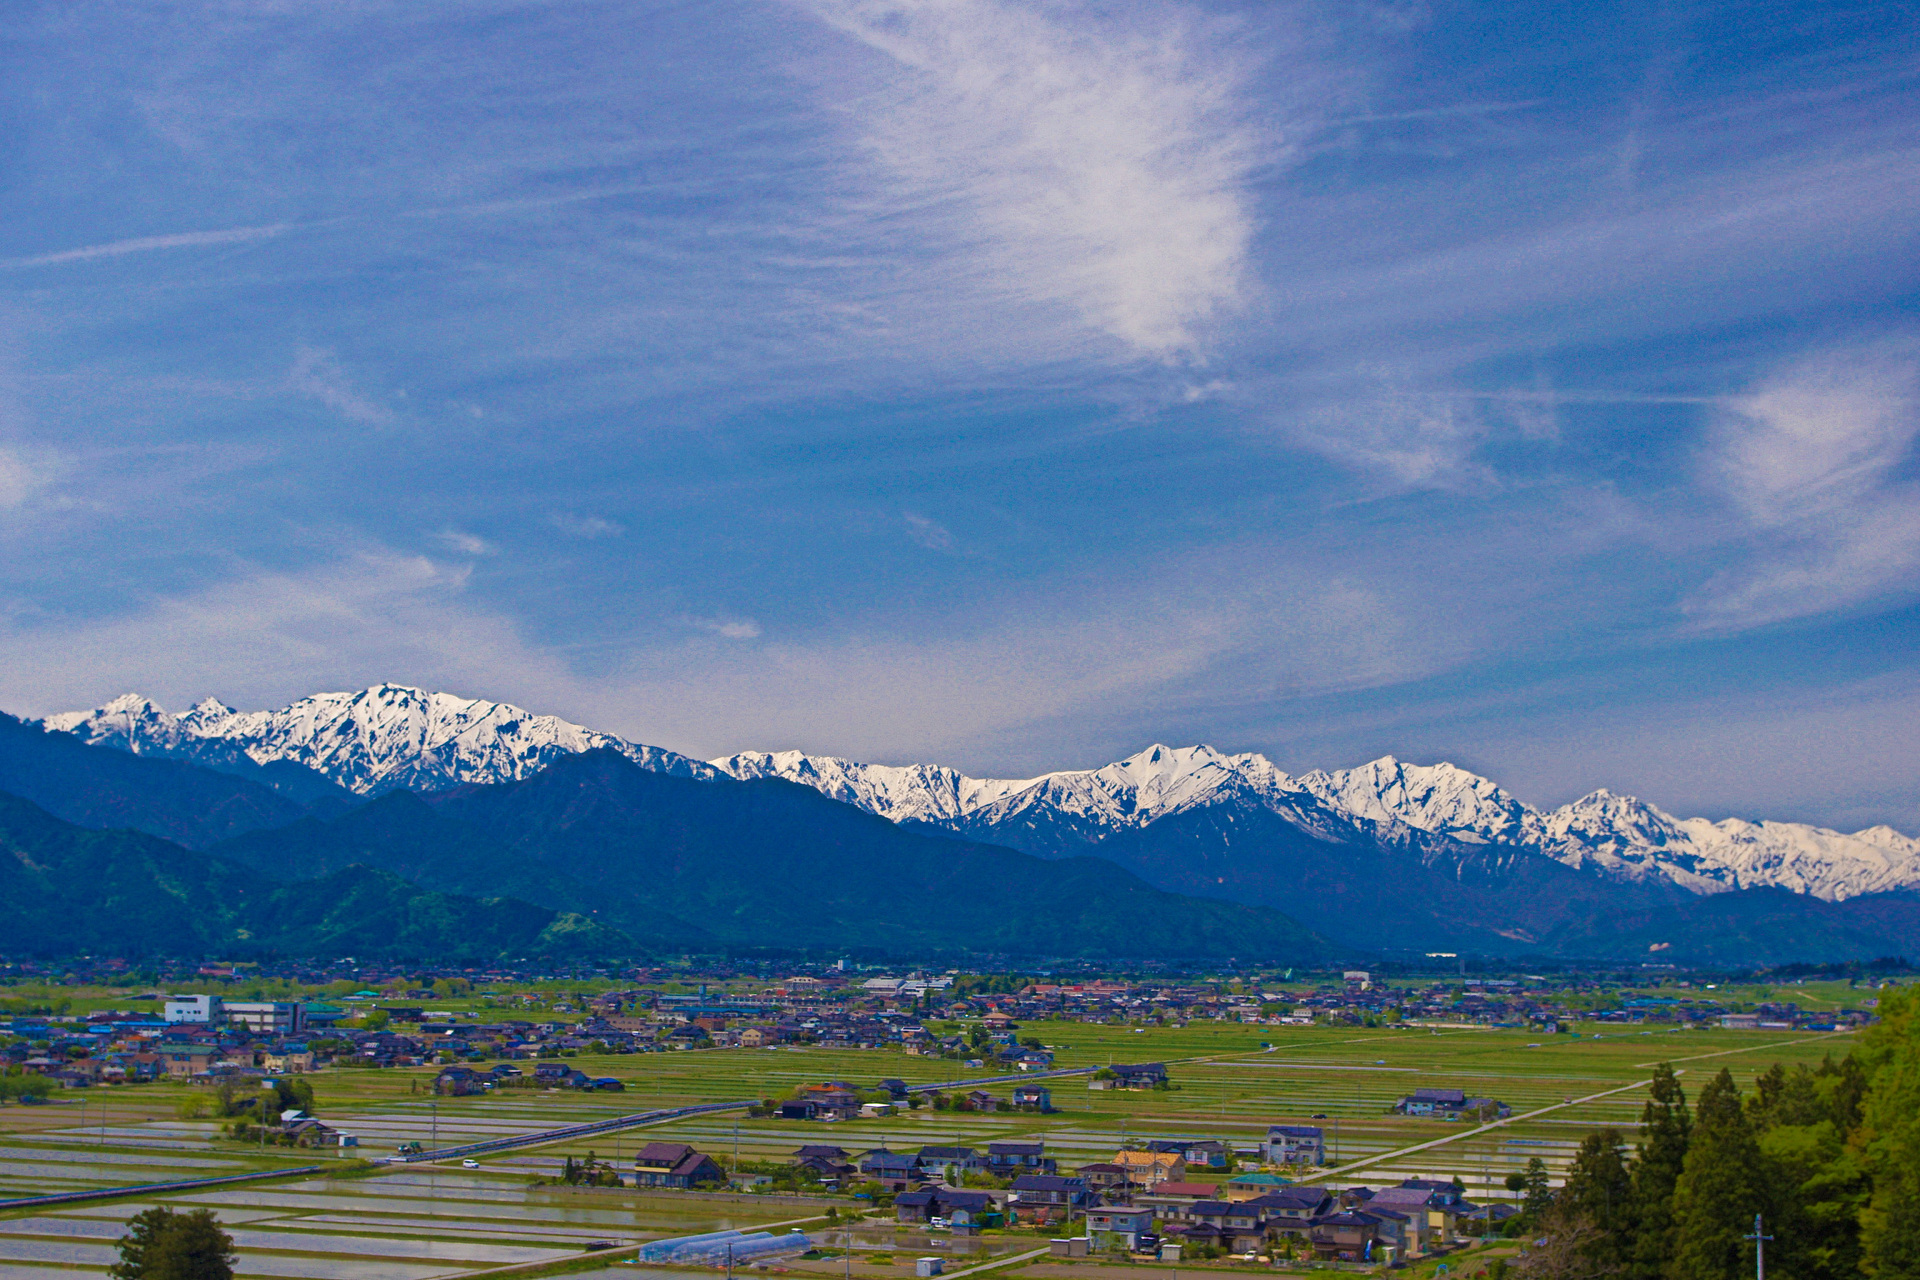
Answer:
45, 687, 1920, 904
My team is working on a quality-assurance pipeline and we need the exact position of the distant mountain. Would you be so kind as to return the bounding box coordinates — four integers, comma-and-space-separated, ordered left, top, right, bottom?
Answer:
0, 790, 627, 959
209, 748, 1342, 961
718, 744, 1920, 904
46, 686, 716, 796
2, 720, 1339, 960
41, 685, 1920, 960
0, 713, 308, 848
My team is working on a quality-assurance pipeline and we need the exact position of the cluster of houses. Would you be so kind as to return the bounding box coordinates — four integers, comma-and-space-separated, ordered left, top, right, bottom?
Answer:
1079, 1177, 1513, 1264
639, 1122, 1507, 1266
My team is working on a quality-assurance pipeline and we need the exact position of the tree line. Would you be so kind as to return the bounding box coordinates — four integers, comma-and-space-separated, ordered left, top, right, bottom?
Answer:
1518, 985, 1920, 1280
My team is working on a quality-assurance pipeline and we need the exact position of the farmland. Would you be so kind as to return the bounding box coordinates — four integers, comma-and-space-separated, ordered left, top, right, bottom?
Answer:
0, 1018, 1853, 1279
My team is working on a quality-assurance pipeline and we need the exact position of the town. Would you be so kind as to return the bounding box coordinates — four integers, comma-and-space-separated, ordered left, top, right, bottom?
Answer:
0, 957, 1900, 1277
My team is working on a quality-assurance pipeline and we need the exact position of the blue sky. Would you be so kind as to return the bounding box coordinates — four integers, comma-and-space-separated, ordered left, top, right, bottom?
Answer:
2, 0, 1917, 828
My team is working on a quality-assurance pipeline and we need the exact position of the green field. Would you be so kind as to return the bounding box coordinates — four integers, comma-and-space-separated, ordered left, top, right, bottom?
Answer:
0, 1017, 1856, 1279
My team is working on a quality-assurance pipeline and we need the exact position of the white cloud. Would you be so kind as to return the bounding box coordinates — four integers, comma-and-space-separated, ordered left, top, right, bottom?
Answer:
0, 538, 1434, 772
802, 0, 1269, 362
685, 616, 765, 641
0, 447, 49, 510
903, 511, 954, 551
287, 346, 394, 426
1281, 384, 1495, 491
434, 529, 494, 556
1687, 340, 1920, 628
0, 550, 578, 717
550, 513, 624, 539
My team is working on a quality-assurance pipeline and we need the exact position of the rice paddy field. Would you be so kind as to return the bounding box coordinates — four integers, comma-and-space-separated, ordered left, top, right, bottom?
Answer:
0, 1019, 1854, 1279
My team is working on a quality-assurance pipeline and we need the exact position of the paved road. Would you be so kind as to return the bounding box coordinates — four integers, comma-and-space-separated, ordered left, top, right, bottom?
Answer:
402, 1099, 757, 1163
1292, 1076, 1659, 1184
0, 1165, 324, 1210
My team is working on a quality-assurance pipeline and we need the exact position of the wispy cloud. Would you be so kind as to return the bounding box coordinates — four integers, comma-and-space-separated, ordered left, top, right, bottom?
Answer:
801, 0, 1271, 362
287, 346, 395, 426
0, 223, 298, 271
903, 511, 954, 551
435, 529, 494, 556
1279, 381, 1496, 491
1687, 339, 1920, 628
0, 447, 52, 510
550, 513, 624, 539
685, 615, 764, 641
0, 550, 576, 716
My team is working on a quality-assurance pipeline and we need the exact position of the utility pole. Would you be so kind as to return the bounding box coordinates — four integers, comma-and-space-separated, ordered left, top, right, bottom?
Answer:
431, 1101, 438, 1154
1745, 1214, 1771, 1280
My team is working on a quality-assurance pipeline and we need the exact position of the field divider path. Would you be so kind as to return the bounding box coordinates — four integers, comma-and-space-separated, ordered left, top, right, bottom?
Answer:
441, 1208, 871, 1279
1290, 1077, 1657, 1184
935, 1245, 1055, 1280
1633, 1032, 1853, 1069
0, 1165, 324, 1211
407, 1066, 1116, 1164
404, 1100, 756, 1163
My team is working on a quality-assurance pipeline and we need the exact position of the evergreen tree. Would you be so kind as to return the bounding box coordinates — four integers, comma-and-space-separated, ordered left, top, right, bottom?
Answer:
1855, 986, 1920, 1280
1628, 1063, 1691, 1280
1558, 1128, 1633, 1266
1521, 1157, 1554, 1223
1667, 1069, 1770, 1280
109, 1207, 235, 1280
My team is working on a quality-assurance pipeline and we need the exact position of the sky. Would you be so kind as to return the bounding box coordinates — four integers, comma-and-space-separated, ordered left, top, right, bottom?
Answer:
2, 0, 1917, 830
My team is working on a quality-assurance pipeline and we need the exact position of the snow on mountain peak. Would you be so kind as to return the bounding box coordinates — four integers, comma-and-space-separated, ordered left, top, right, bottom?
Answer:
47, 685, 715, 794
43, 683, 1920, 902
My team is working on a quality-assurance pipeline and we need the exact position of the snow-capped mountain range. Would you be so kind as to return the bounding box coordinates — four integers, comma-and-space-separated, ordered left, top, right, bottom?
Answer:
44, 685, 1920, 904
45, 686, 716, 796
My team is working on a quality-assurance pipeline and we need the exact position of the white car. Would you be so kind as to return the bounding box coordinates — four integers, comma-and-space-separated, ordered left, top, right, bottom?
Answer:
461, 1159, 480, 1169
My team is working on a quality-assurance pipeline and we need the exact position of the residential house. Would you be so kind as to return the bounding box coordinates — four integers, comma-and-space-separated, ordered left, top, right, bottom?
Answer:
1264, 1124, 1326, 1166
1245, 1186, 1333, 1240
155, 1042, 215, 1078
1110, 1062, 1168, 1089
860, 1149, 923, 1192
1147, 1138, 1229, 1168
260, 1050, 315, 1074
962, 1090, 1003, 1113
894, 1187, 999, 1230
1136, 1182, 1220, 1217
780, 1085, 861, 1122
1394, 1088, 1510, 1120
1171, 1201, 1266, 1253
1111, 1150, 1185, 1187
1012, 1084, 1053, 1112
1308, 1210, 1385, 1262
280, 1118, 342, 1149
434, 1066, 487, 1097
1007, 1175, 1087, 1225
1371, 1180, 1469, 1242
632, 1142, 727, 1189
794, 1144, 856, 1186
917, 1145, 987, 1181
1085, 1206, 1155, 1252
1223, 1172, 1292, 1201
1361, 1205, 1418, 1262
1077, 1162, 1133, 1195
987, 1141, 1055, 1174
